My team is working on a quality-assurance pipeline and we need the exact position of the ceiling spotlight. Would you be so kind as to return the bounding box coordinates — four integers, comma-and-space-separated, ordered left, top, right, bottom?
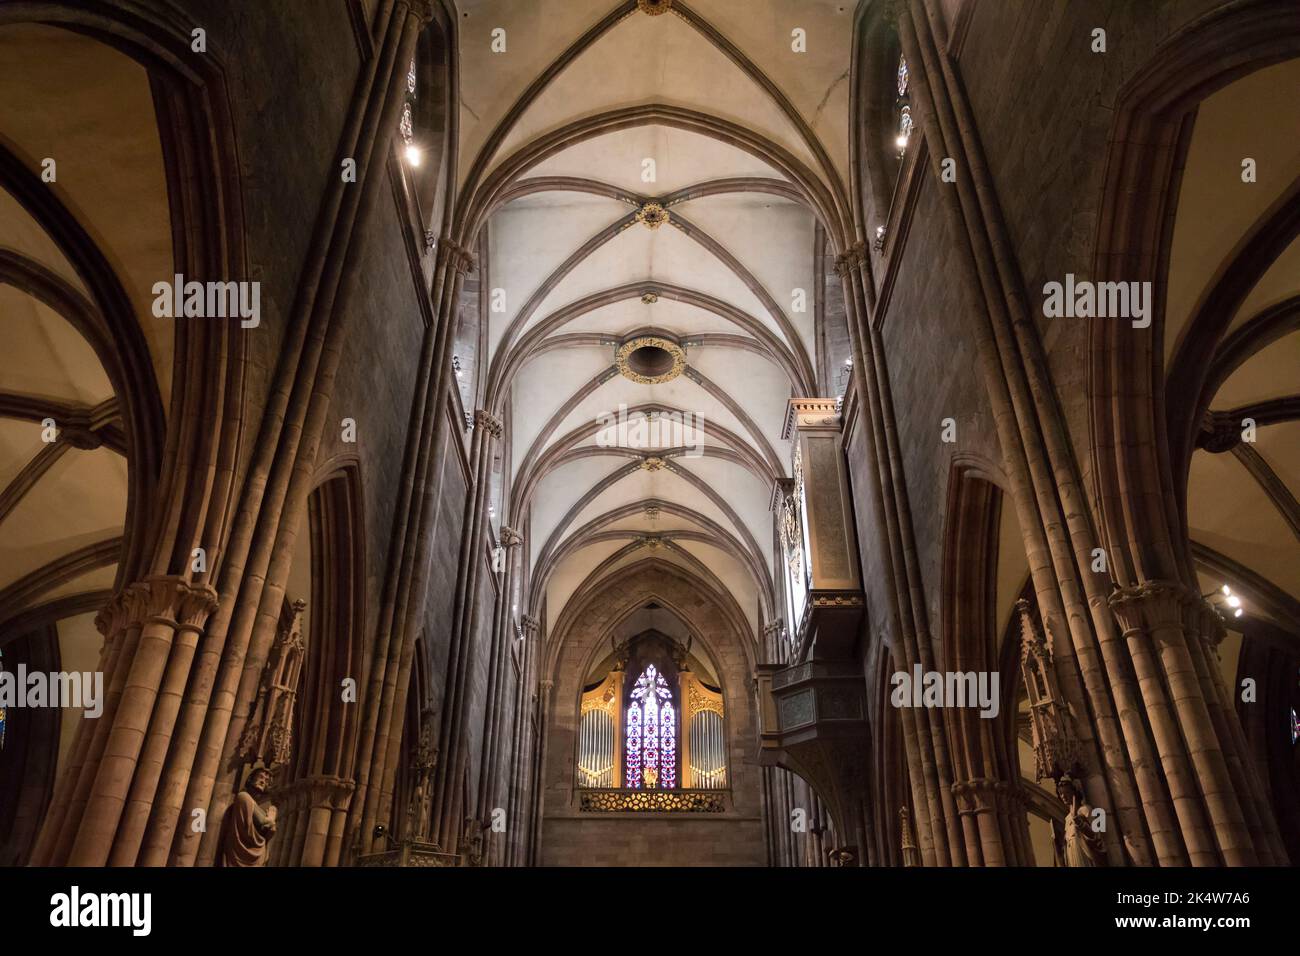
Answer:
1234, 608, 1244, 618
895, 134, 908, 149
1222, 584, 1232, 596
1227, 595, 1241, 609
405, 144, 423, 166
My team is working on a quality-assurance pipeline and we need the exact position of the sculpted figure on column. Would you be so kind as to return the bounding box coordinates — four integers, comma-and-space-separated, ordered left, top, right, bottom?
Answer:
217, 768, 279, 867
1056, 774, 1105, 867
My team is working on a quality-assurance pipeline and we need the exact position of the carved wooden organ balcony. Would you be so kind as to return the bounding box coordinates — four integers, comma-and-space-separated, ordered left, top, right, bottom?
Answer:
756, 398, 870, 859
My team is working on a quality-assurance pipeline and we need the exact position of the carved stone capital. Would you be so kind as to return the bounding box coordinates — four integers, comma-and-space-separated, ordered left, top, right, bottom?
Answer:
474, 409, 503, 439
436, 236, 476, 274
174, 581, 221, 632
500, 525, 524, 547
121, 576, 219, 632
94, 591, 131, 640
277, 774, 356, 813
951, 777, 1008, 815
404, 0, 438, 26
520, 614, 541, 637
1195, 597, 1228, 651
833, 241, 867, 277
1109, 580, 1195, 634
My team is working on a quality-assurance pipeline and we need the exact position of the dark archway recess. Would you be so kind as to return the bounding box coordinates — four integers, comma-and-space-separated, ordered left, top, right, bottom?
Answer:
0, 626, 61, 865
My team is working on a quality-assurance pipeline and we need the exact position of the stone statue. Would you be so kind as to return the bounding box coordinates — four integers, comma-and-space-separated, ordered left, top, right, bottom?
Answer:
217, 767, 278, 867
828, 847, 856, 867
461, 817, 486, 866
1056, 774, 1105, 867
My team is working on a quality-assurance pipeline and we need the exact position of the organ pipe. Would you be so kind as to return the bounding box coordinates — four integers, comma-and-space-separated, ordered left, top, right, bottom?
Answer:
580, 662, 728, 790
578, 671, 619, 788
682, 673, 726, 789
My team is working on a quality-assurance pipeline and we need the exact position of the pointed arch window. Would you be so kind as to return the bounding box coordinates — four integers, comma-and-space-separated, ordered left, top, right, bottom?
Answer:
895, 55, 912, 155
625, 664, 676, 789
396, 22, 451, 236
577, 634, 727, 801
400, 57, 418, 164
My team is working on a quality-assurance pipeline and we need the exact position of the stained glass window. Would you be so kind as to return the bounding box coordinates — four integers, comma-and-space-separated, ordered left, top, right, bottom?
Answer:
625, 701, 641, 786
1291, 707, 1298, 746
660, 700, 676, 789
624, 664, 675, 789
400, 54, 419, 165
895, 55, 912, 154
399, 102, 414, 145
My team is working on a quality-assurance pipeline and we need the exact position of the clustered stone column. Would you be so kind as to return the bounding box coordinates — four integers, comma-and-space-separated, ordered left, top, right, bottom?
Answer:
834, 239, 967, 867
424, 407, 503, 852
884, 0, 1285, 866
33, 578, 218, 866
507, 613, 542, 866
30, 0, 441, 868
349, 230, 477, 861
475, 524, 524, 863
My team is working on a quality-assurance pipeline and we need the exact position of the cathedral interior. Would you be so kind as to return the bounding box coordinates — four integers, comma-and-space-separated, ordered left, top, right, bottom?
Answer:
0, 0, 1298, 894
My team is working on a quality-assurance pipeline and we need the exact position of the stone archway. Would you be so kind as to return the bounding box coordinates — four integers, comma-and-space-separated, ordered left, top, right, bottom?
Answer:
538, 560, 765, 866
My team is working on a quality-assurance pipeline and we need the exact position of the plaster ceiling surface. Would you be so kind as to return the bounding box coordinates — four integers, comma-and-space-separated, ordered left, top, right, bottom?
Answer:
1176, 63, 1300, 614
1164, 58, 1300, 365
0, 188, 84, 295
456, 1, 851, 190
527, 126, 786, 191
0, 23, 176, 406
1187, 449, 1300, 601
469, 2, 849, 638
1263, 421, 1300, 501
0, 287, 113, 406
492, 12, 821, 176
0, 25, 173, 627
0, 447, 126, 592
0, 419, 42, 490
1211, 329, 1299, 409
1230, 238, 1300, 336
38, 563, 118, 605
557, 296, 743, 337
0, 300, 127, 595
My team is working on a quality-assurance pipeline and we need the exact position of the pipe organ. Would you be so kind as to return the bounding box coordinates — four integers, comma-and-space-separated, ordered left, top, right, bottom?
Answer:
756, 398, 870, 860
577, 656, 728, 792
577, 672, 620, 788
682, 674, 726, 790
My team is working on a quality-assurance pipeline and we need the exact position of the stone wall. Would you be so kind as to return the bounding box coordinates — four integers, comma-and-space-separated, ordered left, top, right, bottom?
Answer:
538, 561, 767, 866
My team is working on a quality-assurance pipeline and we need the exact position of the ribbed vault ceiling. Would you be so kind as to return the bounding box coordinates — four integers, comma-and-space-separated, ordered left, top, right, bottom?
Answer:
1176, 59, 1300, 616
458, 1, 855, 635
